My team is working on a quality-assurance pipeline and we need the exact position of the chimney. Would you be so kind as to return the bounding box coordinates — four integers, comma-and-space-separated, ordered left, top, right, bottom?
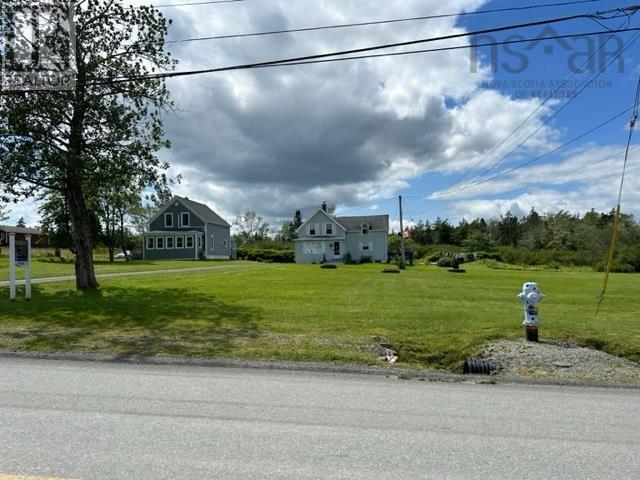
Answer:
321, 201, 327, 212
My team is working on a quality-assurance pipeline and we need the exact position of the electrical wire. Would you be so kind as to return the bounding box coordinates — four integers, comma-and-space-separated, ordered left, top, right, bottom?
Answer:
90, 7, 640, 85
166, 0, 607, 43
595, 74, 640, 316
153, 0, 243, 7
410, 28, 640, 216
412, 105, 638, 217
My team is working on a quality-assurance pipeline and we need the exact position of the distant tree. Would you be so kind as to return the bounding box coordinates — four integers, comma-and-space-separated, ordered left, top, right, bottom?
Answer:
0, 204, 9, 224
462, 230, 493, 252
234, 211, 270, 245
433, 217, 454, 245
16, 217, 26, 228
277, 210, 303, 243
497, 212, 521, 247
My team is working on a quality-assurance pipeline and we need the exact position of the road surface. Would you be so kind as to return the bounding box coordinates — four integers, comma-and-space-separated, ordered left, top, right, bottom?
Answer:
0, 358, 638, 479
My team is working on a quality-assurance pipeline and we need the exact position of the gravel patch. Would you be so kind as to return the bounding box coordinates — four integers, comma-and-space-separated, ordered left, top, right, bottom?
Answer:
482, 340, 640, 385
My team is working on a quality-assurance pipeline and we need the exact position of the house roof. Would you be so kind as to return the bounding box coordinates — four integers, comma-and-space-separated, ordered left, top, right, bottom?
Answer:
176, 196, 231, 227
335, 215, 389, 232
0, 225, 43, 235
149, 195, 231, 228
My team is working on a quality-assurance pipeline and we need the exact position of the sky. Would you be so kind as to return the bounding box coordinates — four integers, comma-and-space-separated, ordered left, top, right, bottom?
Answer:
5, 0, 640, 232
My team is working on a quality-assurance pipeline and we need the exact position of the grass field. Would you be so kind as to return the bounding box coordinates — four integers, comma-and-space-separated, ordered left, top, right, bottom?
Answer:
0, 261, 638, 370
0, 252, 233, 281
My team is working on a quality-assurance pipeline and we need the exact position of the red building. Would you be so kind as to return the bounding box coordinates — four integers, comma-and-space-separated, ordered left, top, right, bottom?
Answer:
0, 226, 48, 248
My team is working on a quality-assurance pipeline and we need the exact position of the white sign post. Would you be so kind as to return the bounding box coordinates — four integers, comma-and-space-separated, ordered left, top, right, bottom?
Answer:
9, 233, 16, 301
8, 232, 32, 301
25, 234, 32, 300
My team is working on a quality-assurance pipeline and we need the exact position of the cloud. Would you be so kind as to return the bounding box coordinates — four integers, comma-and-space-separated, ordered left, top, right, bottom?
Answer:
153, 0, 560, 220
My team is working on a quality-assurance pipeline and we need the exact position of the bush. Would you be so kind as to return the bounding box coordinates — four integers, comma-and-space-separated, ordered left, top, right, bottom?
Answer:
359, 256, 373, 264
594, 261, 636, 273
437, 257, 460, 269
236, 247, 295, 263
344, 252, 355, 264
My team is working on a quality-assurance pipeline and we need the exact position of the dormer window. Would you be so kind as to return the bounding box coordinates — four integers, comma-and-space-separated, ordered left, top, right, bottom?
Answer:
361, 223, 370, 235
164, 213, 174, 228
180, 212, 190, 227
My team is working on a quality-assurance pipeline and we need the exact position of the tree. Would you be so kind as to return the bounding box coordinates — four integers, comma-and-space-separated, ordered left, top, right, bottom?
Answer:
233, 211, 269, 245
277, 210, 303, 243
0, 1, 176, 289
0, 204, 9, 224
16, 217, 26, 228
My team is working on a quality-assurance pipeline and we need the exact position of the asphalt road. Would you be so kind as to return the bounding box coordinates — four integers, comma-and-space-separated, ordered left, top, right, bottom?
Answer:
0, 358, 638, 480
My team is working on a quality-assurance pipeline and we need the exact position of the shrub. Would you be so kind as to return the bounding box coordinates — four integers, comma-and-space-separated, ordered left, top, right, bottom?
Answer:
359, 256, 373, 264
437, 257, 460, 269
344, 252, 354, 264
236, 247, 295, 263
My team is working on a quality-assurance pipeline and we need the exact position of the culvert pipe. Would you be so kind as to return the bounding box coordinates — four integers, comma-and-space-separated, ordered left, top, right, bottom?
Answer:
463, 358, 495, 375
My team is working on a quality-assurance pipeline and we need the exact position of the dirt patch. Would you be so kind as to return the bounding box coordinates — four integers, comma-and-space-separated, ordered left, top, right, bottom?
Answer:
482, 340, 640, 385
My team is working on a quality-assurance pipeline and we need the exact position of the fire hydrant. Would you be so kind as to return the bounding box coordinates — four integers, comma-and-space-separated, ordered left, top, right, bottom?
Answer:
518, 282, 544, 342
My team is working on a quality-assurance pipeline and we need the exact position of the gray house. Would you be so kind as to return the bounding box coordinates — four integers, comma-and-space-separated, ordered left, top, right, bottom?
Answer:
295, 203, 389, 263
143, 196, 232, 260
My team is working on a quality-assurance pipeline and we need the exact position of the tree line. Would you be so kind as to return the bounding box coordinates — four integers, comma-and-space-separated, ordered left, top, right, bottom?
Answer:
397, 209, 640, 272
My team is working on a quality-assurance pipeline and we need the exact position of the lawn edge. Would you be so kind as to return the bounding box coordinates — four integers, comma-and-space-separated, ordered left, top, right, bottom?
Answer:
0, 349, 638, 390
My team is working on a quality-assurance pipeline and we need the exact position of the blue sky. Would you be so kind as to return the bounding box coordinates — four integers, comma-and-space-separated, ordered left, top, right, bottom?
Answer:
5, 0, 640, 231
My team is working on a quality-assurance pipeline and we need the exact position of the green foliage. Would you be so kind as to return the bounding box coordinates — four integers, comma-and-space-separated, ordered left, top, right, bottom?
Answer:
0, 1, 176, 288
437, 257, 460, 269
233, 211, 270, 246
236, 247, 295, 263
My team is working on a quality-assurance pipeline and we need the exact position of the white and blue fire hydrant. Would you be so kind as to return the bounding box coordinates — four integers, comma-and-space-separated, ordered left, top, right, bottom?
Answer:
518, 282, 544, 342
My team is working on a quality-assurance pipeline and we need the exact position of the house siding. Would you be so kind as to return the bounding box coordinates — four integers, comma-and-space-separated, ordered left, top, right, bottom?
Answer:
344, 230, 387, 262
294, 209, 388, 263
149, 200, 205, 232
206, 222, 231, 259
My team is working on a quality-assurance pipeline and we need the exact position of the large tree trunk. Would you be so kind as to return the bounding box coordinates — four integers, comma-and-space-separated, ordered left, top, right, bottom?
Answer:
66, 178, 99, 290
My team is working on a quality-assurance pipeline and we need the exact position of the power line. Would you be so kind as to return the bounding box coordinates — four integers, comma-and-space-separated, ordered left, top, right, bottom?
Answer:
411, 105, 637, 217
410, 28, 640, 216
166, 0, 607, 43
595, 73, 640, 316
153, 0, 243, 7
94, 6, 640, 85
405, 17, 633, 214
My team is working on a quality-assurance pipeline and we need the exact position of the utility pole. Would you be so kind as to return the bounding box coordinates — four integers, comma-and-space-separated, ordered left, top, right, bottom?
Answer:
399, 195, 406, 269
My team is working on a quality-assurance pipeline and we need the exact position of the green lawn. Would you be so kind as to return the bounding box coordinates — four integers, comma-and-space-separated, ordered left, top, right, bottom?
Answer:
0, 252, 243, 281
0, 262, 638, 370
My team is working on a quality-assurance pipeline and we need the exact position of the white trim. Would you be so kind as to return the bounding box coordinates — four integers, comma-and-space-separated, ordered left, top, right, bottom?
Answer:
185, 236, 194, 249
146, 237, 155, 250
180, 211, 191, 228
164, 212, 174, 228
296, 208, 347, 234
176, 236, 184, 249
156, 237, 165, 250
165, 236, 174, 249
325, 223, 333, 235
206, 254, 231, 260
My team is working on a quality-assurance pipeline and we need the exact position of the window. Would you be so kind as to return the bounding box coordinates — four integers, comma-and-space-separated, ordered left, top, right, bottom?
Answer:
224, 240, 228, 247
359, 241, 373, 252
146, 237, 154, 250
305, 242, 322, 254
176, 236, 184, 249
186, 236, 194, 248
361, 223, 369, 235
198, 236, 202, 248
156, 237, 164, 249
164, 213, 173, 228
181, 212, 190, 227
325, 223, 333, 235
166, 236, 174, 249
210, 234, 215, 250
309, 224, 317, 236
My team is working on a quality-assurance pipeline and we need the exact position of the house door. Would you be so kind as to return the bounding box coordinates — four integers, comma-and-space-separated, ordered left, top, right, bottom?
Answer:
333, 241, 341, 259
